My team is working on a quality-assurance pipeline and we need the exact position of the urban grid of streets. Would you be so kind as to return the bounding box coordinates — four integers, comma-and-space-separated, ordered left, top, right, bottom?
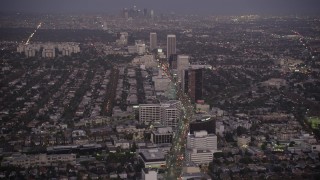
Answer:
1, 10, 320, 179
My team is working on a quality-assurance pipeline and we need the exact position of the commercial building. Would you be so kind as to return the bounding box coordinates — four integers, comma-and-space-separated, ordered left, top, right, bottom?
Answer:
2, 153, 76, 168
153, 69, 171, 92
186, 130, 218, 164
139, 100, 181, 126
137, 43, 146, 55
138, 149, 166, 168
139, 104, 161, 125
181, 162, 212, 180
185, 149, 215, 165
167, 34, 176, 59
116, 32, 128, 46
187, 130, 217, 150
189, 119, 216, 135
160, 100, 182, 127
183, 68, 203, 102
128, 40, 146, 55
42, 46, 55, 58
177, 55, 190, 82
169, 54, 178, 69
131, 55, 157, 68
150, 32, 157, 50
196, 102, 210, 113
17, 42, 80, 58
151, 127, 173, 144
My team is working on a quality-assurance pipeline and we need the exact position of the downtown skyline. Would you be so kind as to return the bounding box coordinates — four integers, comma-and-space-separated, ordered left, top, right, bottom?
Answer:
1, 0, 320, 15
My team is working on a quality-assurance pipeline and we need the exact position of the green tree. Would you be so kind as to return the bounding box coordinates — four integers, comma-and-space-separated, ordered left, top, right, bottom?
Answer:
261, 143, 267, 150
131, 142, 137, 152
289, 141, 295, 147
236, 126, 247, 136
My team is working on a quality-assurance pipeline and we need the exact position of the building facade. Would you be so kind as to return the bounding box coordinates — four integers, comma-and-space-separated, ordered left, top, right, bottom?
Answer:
2, 154, 76, 168
151, 127, 173, 144
183, 68, 203, 102
177, 55, 190, 82
167, 34, 176, 59
187, 130, 217, 150
139, 101, 182, 126
150, 32, 157, 50
186, 130, 218, 164
139, 104, 161, 124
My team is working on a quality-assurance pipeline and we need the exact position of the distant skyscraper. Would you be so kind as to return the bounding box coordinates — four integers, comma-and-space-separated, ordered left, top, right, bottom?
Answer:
167, 35, 176, 60
122, 8, 129, 19
143, 8, 148, 17
150, 10, 154, 20
150, 33, 157, 50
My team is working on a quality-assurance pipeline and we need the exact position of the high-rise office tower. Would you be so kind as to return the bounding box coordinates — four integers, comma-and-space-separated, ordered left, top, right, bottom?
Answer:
160, 100, 182, 127
177, 55, 190, 82
150, 10, 154, 20
139, 104, 161, 125
169, 54, 178, 69
186, 130, 218, 164
167, 35, 176, 59
150, 33, 157, 50
183, 68, 203, 102
122, 8, 129, 19
143, 8, 148, 17
139, 101, 181, 127
187, 131, 217, 150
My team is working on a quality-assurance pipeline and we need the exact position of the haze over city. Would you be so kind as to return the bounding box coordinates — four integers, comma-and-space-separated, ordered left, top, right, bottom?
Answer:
0, 0, 320, 179
1, 0, 320, 14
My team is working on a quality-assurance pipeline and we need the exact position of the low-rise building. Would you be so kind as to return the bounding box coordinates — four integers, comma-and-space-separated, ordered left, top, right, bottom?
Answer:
138, 149, 166, 168
2, 153, 76, 168
151, 127, 173, 144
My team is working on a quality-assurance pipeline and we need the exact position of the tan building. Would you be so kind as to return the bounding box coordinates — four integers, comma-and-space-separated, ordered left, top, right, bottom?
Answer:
2, 154, 76, 168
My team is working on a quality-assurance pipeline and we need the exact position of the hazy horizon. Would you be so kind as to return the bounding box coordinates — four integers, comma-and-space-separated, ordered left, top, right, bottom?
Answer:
1, 0, 320, 15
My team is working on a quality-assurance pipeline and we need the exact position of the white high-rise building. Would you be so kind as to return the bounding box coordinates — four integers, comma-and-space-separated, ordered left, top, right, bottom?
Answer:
187, 130, 217, 150
161, 100, 182, 127
150, 10, 154, 19
139, 104, 161, 125
139, 100, 181, 126
150, 32, 157, 50
167, 34, 176, 59
177, 55, 190, 82
186, 130, 218, 164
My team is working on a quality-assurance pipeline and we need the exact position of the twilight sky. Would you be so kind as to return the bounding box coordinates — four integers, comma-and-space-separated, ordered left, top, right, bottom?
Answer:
1, 0, 320, 15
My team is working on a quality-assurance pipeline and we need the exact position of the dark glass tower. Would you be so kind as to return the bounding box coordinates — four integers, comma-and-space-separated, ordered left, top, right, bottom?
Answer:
184, 68, 203, 102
